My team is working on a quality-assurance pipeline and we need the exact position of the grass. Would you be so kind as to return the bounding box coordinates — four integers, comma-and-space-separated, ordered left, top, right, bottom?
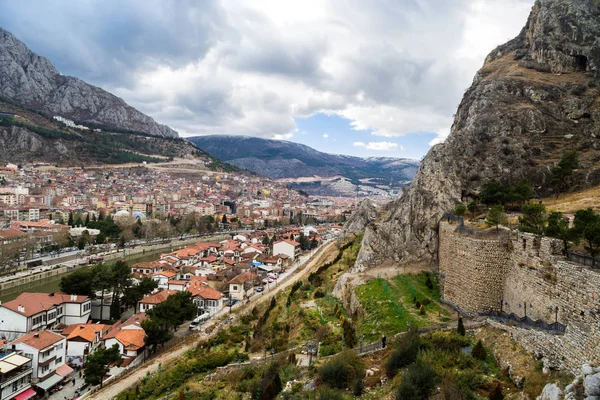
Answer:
542, 185, 600, 214
355, 272, 451, 342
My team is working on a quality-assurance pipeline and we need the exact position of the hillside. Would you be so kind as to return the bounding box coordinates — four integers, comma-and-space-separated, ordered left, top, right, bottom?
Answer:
354, 0, 600, 267
0, 101, 235, 170
189, 135, 419, 196
0, 27, 177, 138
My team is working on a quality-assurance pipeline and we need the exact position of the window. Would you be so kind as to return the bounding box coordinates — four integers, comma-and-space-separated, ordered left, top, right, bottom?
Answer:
56, 343, 63, 350
233, 285, 238, 291
83, 302, 91, 312
42, 364, 50, 374
24, 353, 33, 359
56, 356, 62, 364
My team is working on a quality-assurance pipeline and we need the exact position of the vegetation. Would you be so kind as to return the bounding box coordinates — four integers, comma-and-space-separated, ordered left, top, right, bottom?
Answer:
479, 180, 534, 207
519, 203, 547, 235
318, 350, 364, 391
551, 151, 579, 195
395, 362, 439, 400
386, 326, 420, 377
485, 205, 508, 230
84, 344, 123, 387
143, 291, 197, 353
454, 203, 467, 217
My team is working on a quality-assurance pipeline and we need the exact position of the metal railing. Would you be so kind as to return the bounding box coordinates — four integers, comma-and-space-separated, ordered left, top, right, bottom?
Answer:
352, 340, 384, 355
478, 310, 566, 335
567, 251, 599, 269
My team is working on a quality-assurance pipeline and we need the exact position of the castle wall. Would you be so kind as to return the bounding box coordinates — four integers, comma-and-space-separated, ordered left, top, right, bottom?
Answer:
438, 222, 600, 372
438, 222, 510, 314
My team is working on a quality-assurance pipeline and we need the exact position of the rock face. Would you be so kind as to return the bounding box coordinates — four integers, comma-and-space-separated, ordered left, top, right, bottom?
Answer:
537, 383, 564, 400
0, 28, 177, 138
356, 0, 600, 268
343, 199, 379, 235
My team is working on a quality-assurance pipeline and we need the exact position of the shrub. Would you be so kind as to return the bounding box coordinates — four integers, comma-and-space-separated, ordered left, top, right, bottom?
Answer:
457, 317, 466, 336
471, 340, 486, 361
352, 378, 365, 396
488, 382, 504, 400
341, 319, 356, 348
419, 305, 426, 315
258, 363, 282, 400
318, 350, 365, 390
421, 297, 432, 306
386, 326, 420, 378
314, 289, 325, 298
440, 375, 471, 400
317, 386, 344, 400
415, 301, 421, 309
422, 331, 471, 353
425, 275, 434, 290
395, 362, 439, 400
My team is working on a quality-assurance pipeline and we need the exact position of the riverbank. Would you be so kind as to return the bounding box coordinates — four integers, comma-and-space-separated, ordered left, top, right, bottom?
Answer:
0, 234, 229, 303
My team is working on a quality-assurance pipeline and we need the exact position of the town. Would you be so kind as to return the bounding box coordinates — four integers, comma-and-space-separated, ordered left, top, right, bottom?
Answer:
0, 161, 350, 399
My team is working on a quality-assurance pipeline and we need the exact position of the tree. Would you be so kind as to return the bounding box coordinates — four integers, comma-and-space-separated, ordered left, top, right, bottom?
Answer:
262, 235, 270, 245
457, 317, 465, 336
386, 327, 419, 377
60, 268, 96, 297
546, 212, 577, 254
142, 318, 172, 354
395, 362, 439, 400
222, 214, 228, 224
85, 213, 90, 226
122, 278, 158, 309
519, 203, 547, 235
84, 344, 123, 387
454, 204, 467, 217
480, 181, 507, 205
485, 205, 508, 230
551, 151, 579, 195
471, 339, 486, 360
109, 260, 132, 320
573, 209, 600, 259
467, 201, 478, 219
68, 212, 74, 227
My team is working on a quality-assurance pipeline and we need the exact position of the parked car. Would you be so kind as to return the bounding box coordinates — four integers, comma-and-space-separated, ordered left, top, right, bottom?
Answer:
262, 278, 269, 285
256, 286, 264, 292
226, 299, 239, 307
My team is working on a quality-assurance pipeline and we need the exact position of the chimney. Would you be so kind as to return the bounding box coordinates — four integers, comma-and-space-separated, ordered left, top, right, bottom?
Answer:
71, 294, 77, 301
49, 293, 54, 297
18, 305, 25, 313
34, 333, 39, 338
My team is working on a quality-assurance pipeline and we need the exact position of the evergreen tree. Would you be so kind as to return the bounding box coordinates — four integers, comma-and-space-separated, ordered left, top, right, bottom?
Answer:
519, 203, 547, 235
84, 344, 122, 387
222, 214, 228, 224
454, 204, 467, 217
467, 201, 478, 219
551, 150, 579, 196
471, 339, 486, 360
85, 213, 90, 226
457, 317, 466, 336
546, 212, 577, 254
68, 212, 74, 227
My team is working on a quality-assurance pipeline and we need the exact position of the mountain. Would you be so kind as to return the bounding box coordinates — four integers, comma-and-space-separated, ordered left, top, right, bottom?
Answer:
188, 135, 419, 187
0, 27, 177, 138
354, 0, 600, 267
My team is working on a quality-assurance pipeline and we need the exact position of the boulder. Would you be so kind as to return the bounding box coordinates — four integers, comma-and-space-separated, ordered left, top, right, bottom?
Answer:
537, 383, 563, 400
585, 373, 600, 397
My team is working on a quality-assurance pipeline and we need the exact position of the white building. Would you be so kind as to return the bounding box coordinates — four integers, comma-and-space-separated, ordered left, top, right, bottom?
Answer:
10, 330, 71, 393
137, 290, 177, 313
102, 313, 147, 358
228, 272, 258, 301
0, 293, 91, 338
273, 240, 301, 261
188, 282, 225, 316
62, 323, 109, 366
0, 351, 34, 400
149, 271, 176, 290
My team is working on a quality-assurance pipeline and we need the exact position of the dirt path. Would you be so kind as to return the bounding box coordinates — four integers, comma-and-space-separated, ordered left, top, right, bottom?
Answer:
86, 240, 340, 400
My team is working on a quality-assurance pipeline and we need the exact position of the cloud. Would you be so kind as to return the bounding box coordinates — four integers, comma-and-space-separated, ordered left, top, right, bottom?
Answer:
322, 133, 329, 138
273, 133, 294, 140
353, 141, 400, 151
0, 0, 533, 151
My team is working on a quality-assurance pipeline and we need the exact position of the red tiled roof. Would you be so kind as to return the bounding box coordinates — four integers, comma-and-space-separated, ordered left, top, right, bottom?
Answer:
187, 285, 224, 300
228, 271, 258, 285
11, 330, 64, 350
138, 290, 177, 305
2, 292, 89, 317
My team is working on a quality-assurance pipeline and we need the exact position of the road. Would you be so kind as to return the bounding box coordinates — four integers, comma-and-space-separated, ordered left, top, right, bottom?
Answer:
85, 239, 340, 400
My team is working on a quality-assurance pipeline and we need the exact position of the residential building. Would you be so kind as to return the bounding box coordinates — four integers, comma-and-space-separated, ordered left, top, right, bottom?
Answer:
137, 290, 177, 313
149, 271, 176, 289
0, 351, 33, 400
188, 283, 225, 316
228, 272, 258, 301
10, 330, 70, 393
62, 323, 109, 366
0, 293, 91, 337
273, 240, 301, 261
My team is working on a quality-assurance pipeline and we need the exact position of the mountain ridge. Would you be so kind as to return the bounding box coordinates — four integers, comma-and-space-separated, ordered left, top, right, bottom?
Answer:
0, 27, 177, 138
188, 135, 419, 182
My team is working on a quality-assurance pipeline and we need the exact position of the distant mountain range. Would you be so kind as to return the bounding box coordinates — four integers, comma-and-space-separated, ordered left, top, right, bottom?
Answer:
0, 27, 177, 138
189, 135, 419, 181
188, 135, 419, 196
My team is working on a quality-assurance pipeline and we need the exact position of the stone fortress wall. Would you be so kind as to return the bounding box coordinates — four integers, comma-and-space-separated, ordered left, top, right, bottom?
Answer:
438, 222, 600, 372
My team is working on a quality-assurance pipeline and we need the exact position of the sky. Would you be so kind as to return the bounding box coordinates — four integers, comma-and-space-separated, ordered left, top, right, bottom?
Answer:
0, 0, 533, 159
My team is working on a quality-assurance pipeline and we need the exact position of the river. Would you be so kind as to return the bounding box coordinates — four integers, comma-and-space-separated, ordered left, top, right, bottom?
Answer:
0, 249, 165, 304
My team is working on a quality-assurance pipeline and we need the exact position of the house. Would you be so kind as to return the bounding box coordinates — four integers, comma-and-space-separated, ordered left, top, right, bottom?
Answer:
150, 270, 177, 289
272, 240, 301, 261
137, 290, 177, 313
62, 323, 109, 366
167, 280, 188, 291
0, 292, 91, 337
0, 351, 34, 400
228, 272, 259, 300
130, 261, 162, 276
187, 282, 225, 316
103, 313, 148, 359
10, 330, 70, 394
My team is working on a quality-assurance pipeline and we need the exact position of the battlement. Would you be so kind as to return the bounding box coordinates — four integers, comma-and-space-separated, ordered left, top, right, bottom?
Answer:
438, 221, 600, 372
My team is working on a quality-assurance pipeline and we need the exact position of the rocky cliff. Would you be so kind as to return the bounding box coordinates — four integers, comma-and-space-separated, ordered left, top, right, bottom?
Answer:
354, 0, 600, 268
0, 28, 177, 138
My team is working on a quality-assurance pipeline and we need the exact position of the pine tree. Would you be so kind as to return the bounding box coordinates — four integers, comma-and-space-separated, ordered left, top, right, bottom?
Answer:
457, 317, 466, 336
471, 339, 486, 360
68, 212, 74, 227
85, 213, 90, 226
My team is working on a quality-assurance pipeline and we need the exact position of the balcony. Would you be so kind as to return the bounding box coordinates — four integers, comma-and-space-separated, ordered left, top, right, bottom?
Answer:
0, 366, 33, 388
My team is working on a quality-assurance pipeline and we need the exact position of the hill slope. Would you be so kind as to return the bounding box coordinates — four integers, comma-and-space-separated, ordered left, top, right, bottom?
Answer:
0, 27, 177, 138
354, 0, 600, 267
188, 135, 419, 182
